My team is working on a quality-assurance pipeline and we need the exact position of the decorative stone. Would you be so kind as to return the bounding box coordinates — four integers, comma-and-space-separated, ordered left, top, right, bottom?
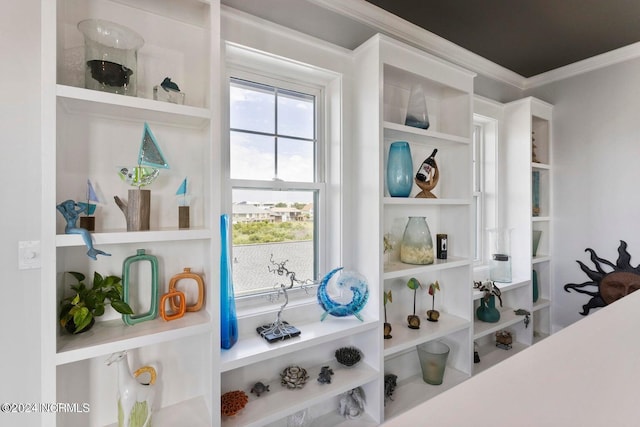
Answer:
335, 346, 362, 367
280, 366, 309, 389
317, 366, 334, 384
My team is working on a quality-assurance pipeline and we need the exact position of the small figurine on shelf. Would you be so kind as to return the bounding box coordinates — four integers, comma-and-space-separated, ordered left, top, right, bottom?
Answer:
56, 199, 110, 260
426, 280, 440, 322
495, 330, 513, 350
221, 390, 248, 417
383, 233, 397, 266
105, 351, 156, 427
153, 77, 185, 104
383, 290, 393, 339
78, 179, 101, 231
338, 387, 366, 419
176, 177, 190, 229
115, 122, 170, 231
407, 277, 422, 329
250, 381, 270, 397
384, 374, 398, 405
414, 149, 439, 198
317, 366, 334, 384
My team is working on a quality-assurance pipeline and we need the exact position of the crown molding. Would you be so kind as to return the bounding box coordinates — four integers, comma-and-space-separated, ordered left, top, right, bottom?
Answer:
309, 0, 527, 89
524, 41, 640, 89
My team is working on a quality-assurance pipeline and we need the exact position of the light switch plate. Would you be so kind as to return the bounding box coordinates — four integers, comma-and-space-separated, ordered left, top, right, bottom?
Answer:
19, 240, 41, 270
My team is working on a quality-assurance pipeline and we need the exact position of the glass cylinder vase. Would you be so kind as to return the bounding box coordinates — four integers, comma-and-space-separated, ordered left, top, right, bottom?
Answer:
400, 217, 434, 265
405, 85, 430, 129
488, 228, 512, 282
78, 19, 144, 96
386, 141, 413, 197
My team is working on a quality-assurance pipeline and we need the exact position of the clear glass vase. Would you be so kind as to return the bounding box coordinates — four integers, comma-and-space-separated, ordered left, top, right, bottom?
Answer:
78, 19, 144, 96
405, 85, 430, 129
488, 228, 512, 282
400, 217, 434, 265
386, 141, 413, 197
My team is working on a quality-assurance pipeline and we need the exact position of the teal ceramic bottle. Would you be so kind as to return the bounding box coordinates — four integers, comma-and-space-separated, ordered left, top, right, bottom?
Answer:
476, 295, 500, 323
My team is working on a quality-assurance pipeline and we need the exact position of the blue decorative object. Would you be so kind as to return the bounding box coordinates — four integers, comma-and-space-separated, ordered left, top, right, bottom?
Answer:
533, 269, 539, 302
56, 199, 110, 260
317, 267, 369, 321
386, 141, 413, 197
122, 249, 159, 325
220, 214, 238, 349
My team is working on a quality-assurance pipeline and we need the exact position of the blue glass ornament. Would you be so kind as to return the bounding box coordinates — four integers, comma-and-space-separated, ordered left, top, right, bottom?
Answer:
386, 141, 413, 197
317, 267, 369, 321
220, 214, 238, 349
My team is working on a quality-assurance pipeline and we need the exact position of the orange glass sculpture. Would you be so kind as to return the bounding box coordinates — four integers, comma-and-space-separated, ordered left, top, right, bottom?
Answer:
168, 267, 204, 312
160, 290, 186, 321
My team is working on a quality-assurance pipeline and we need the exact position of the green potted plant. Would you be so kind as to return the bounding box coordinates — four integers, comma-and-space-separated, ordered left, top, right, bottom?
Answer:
59, 271, 134, 334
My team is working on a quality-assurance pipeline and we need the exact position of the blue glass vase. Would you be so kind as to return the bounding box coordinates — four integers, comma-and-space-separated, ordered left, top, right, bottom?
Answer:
220, 214, 238, 349
387, 141, 413, 197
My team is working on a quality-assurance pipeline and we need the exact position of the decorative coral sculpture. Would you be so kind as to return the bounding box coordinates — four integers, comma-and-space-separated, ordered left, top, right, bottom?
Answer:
280, 366, 310, 389
221, 390, 248, 417
335, 346, 362, 367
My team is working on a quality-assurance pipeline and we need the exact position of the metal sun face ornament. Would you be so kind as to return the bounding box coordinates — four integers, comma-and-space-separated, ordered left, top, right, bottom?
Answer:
317, 267, 369, 321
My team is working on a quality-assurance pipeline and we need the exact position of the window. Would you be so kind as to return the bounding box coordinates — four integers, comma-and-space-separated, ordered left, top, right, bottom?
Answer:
228, 76, 323, 297
473, 114, 498, 266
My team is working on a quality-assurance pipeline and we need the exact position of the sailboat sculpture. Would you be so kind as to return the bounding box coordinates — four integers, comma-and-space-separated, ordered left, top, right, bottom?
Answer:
118, 122, 170, 187
176, 177, 189, 206
78, 179, 100, 215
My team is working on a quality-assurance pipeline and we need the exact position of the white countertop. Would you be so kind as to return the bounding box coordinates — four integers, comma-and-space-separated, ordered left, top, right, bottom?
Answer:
383, 290, 640, 427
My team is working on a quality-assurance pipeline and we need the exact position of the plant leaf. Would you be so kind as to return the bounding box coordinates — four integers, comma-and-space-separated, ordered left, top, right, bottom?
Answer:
72, 307, 91, 333
111, 300, 134, 315
67, 271, 85, 282
93, 304, 105, 317
93, 272, 104, 288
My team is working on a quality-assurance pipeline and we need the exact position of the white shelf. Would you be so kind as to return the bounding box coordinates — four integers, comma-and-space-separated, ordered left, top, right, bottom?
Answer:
383, 313, 469, 357
56, 311, 211, 365
308, 411, 378, 427
533, 331, 550, 344
383, 197, 470, 206
473, 278, 529, 300
532, 255, 551, 264
57, 85, 210, 128
104, 396, 210, 427
473, 306, 528, 340
383, 368, 468, 420
532, 216, 551, 222
56, 228, 212, 247
531, 162, 551, 170
220, 318, 379, 372
533, 298, 551, 312
383, 121, 471, 145
472, 341, 529, 375
383, 257, 470, 280
221, 361, 378, 427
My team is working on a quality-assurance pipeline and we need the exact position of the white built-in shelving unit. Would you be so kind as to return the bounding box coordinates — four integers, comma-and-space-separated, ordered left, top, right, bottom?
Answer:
352, 34, 475, 423
504, 97, 554, 347
41, 0, 220, 425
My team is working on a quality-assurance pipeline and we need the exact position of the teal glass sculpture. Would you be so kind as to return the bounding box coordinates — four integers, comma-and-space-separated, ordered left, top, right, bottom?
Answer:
220, 214, 238, 349
117, 122, 169, 188
317, 267, 369, 321
122, 249, 159, 325
476, 294, 500, 323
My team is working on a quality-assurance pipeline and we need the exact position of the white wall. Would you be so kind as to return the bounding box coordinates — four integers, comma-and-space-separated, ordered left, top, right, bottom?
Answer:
527, 57, 640, 329
0, 0, 43, 426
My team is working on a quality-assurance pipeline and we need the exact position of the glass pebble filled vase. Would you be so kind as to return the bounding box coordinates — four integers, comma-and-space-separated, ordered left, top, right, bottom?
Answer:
400, 216, 434, 265
386, 141, 413, 197
78, 19, 144, 96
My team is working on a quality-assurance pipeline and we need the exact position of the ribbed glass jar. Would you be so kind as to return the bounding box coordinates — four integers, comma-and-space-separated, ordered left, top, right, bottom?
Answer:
400, 216, 434, 265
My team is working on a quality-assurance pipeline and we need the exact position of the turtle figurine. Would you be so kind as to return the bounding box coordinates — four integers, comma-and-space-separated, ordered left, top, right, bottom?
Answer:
250, 381, 270, 397
317, 366, 334, 384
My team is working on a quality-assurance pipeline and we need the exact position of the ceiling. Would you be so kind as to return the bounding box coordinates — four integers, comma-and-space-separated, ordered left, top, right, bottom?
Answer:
221, 0, 640, 79
364, 0, 640, 77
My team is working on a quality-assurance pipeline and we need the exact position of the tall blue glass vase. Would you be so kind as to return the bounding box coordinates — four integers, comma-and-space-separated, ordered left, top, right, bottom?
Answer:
387, 141, 413, 197
220, 214, 238, 349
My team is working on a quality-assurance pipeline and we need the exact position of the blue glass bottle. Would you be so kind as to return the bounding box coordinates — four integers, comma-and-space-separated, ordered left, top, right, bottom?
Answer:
386, 141, 413, 197
220, 214, 238, 349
